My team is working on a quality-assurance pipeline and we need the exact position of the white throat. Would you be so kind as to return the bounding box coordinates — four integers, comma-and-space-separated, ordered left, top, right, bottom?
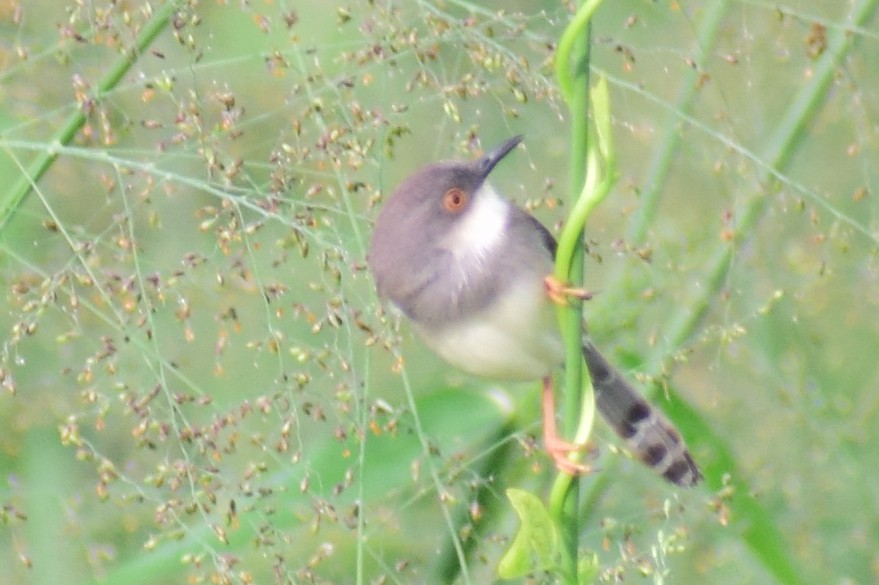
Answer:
443, 182, 508, 261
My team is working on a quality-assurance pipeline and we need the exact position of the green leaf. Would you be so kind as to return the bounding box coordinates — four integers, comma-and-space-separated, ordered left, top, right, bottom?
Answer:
577, 551, 599, 585
497, 488, 560, 579
661, 386, 805, 585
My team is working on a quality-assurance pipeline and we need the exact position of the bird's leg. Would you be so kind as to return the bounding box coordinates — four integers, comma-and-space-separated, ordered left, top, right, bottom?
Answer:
542, 275, 593, 474
542, 376, 592, 475
544, 275, 593, 306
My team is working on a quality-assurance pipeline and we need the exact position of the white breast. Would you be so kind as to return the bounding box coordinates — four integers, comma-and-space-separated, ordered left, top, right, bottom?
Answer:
417, 272, 564, 381
417, 182, 563, 380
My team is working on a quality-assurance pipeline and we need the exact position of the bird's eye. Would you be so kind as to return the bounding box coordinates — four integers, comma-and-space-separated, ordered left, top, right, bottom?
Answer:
443, 188, 467, 213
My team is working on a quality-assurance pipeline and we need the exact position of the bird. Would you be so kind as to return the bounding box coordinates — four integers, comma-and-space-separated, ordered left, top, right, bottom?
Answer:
367, 135, 700, 487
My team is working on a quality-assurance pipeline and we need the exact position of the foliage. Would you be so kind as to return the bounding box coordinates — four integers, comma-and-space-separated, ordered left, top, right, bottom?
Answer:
1, 1, 878, 584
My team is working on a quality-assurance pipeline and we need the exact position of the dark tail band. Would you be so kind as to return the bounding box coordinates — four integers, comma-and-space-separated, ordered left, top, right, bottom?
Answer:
582, 341, 701, 487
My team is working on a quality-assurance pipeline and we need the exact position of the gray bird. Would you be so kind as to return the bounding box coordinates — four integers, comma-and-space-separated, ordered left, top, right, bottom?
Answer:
368, 135, 700, 487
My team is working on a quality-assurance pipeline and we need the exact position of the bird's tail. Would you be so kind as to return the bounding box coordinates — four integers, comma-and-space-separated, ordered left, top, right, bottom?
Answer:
582, 341, 701, 487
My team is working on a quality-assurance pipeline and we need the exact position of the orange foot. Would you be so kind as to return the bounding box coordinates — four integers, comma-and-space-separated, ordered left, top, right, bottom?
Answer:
542, 376, 593, 476
544, 275, 593, 306
545, 432, 593, 476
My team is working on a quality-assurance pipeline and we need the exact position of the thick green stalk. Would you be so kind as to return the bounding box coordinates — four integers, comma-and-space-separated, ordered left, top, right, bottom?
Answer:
558, 39, 588, 585
548, 0, 607, 582
0, 0, 183, 233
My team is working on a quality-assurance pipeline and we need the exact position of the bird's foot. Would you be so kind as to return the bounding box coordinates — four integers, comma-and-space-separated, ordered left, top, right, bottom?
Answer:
544, 433, 594, 476
541, 375, 595, 476
544, 275, 593, 306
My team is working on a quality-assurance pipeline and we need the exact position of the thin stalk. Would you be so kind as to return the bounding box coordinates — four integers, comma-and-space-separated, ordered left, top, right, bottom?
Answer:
0, 0, 183, 233
625, 0, 730, 246
581, 2, 877, 585
434, 423, 519, 583
657, 0, 878, 371
655, 9, 877, 582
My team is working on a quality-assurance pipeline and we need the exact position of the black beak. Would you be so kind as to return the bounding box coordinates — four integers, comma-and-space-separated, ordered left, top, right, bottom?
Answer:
477, 135, 524, 179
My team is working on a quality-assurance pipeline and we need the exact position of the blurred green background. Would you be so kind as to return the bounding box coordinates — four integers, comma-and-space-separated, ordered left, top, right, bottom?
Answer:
1, 0, 877, 584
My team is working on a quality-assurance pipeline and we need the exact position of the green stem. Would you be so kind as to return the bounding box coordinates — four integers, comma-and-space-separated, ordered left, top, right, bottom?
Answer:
0, 0, 183, 233
547, 1, 610, 583
579, 2, 877, 585
625, 0, 730, 246
554, 0, 605, 105
655, 0, 878, 371
559, 43, 588, 585
655, 10, 877, 583
435, 423, 519, 583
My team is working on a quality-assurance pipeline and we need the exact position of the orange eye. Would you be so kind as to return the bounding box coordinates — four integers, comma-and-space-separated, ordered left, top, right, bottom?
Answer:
443, 188, 467, 212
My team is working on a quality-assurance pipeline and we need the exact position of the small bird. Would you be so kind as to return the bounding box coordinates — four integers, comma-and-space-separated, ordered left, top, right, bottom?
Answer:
368, 135, 700, 487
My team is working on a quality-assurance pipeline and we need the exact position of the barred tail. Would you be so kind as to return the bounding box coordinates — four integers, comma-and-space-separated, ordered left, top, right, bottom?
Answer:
582, 341, 701, 487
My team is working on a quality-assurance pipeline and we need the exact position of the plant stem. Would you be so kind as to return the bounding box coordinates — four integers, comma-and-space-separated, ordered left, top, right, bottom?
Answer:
548, 0, 606, 582
579, 1, 878, 585
660, 0, 877, 367
560, 42, 588, 585
624, 0, 730, 246
0, 0, 183, 233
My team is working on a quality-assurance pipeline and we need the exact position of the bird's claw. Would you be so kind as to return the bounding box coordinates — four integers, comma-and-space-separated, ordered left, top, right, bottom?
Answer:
545, 436, 594, 476
544, 275, 593, 306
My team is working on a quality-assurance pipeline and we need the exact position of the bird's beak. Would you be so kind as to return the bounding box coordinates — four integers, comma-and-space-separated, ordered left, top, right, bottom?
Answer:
478, 135, 524, 179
